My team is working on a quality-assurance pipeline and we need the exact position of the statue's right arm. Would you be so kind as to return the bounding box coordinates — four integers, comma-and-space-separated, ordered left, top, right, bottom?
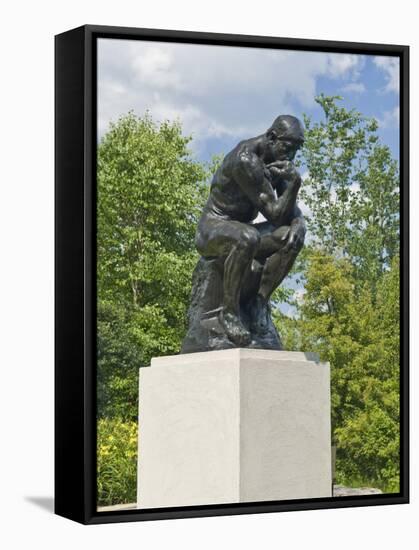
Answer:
232, 151, 299, 226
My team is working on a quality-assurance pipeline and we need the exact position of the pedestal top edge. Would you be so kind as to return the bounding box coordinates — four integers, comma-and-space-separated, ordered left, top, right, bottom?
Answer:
149, 348, 322, 367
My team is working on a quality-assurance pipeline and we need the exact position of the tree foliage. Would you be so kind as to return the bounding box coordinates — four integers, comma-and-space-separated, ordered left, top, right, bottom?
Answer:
301, 94, 399, 286
98, 112, 208, 309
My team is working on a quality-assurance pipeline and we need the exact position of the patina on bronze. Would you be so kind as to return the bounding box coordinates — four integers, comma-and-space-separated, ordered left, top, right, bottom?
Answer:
181, 115, 305, 353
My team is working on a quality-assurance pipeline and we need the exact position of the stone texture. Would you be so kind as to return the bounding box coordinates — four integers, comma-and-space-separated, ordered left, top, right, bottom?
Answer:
137, 349, 332, 509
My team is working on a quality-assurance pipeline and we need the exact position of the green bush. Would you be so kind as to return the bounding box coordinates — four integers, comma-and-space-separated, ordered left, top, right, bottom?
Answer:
97, 418, 138, 506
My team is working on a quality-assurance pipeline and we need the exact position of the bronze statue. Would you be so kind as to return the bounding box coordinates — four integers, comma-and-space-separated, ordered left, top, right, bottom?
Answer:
181, 115, 305, 353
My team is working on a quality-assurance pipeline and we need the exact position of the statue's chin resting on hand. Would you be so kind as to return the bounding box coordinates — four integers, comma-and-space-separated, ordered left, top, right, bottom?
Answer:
181, 115, 306, 354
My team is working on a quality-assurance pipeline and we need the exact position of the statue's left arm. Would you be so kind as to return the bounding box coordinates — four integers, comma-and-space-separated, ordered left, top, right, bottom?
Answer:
283, 205, 306, 252
267, 162, 306, 252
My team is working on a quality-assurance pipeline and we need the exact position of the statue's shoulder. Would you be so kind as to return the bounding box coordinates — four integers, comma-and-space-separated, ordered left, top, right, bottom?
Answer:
229, 138, 258, 164
218, 138, 260, 179
237, 136, 257, 153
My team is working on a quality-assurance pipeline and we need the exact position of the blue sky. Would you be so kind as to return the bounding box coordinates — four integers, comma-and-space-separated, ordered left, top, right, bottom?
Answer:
97, 38, 400, 163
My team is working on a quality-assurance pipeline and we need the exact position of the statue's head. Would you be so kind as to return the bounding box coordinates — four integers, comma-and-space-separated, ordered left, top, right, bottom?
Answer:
263, 115, 305, 163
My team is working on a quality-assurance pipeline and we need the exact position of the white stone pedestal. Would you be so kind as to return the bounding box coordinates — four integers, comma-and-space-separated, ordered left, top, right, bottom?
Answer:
137, 349, 332, 508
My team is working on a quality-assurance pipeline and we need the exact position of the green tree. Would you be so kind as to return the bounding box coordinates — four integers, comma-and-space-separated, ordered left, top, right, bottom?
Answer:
98, 112, 208, 309
301, 94, 399, 287
97, 302, 141, 420
334, 256, 400, 491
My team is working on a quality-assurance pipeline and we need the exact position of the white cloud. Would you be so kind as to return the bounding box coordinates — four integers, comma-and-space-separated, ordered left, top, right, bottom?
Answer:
98, 39, 366, 149
131, 47, 183, 90
327, 54, 364, 79
373, 56, 400, 93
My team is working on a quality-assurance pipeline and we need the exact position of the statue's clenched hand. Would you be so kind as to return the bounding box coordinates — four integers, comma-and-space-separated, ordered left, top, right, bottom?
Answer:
267, 160, 301, 185
281, 221, 305, 252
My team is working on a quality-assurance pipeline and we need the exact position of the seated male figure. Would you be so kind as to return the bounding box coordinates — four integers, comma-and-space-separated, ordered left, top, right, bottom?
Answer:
195, 115, 306, 346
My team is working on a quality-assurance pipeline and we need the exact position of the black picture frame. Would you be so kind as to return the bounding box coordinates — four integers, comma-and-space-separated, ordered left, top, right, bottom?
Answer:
55, 24, 409, 525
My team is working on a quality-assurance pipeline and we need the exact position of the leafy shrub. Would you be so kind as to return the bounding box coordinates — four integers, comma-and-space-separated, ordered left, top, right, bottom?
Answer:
97, 418, 138, 506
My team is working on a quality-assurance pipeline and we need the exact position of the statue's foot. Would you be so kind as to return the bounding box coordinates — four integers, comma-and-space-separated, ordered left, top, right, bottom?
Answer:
249, 294, 271, 335
219, 309, 251, 347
